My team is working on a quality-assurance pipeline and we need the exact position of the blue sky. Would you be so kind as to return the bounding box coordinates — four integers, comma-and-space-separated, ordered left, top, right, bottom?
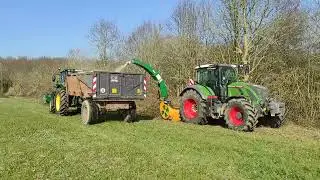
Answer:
0, 0, 313, 58
0, 0, 177, 57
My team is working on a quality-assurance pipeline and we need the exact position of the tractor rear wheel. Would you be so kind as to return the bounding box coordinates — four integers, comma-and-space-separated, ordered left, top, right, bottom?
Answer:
55, 90, 69, 116
81, 100, 99, 125
224, 98, 258, 131
49, 94, 56, 113
180, 90, 207, 125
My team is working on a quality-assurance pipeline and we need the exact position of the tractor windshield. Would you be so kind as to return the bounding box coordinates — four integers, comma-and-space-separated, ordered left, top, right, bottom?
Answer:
196, 68, 218, 89
197, 68, 208, 85
196, 66, 237, 97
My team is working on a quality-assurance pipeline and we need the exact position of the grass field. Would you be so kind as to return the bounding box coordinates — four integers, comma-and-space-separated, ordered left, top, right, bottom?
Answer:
0, 97, 319, 179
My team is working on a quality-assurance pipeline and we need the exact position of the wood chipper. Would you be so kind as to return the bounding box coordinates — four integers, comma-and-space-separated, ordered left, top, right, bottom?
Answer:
129, 58, 286, 132
45, 68, 146, 124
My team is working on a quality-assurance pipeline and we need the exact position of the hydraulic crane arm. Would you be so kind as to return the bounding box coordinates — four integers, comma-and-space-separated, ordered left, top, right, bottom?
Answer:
130, 58, 169, 100
129, 58, 180, 121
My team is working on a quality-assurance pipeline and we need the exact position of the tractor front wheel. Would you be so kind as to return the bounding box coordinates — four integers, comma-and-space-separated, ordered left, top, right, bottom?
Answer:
55, 90, 69, 116
179, 90, 207, 125
224, 98, 258, 131
81, 100, 99, 125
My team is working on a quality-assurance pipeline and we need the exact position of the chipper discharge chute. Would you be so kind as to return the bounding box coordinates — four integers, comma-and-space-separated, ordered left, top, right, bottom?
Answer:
46, 68, 146, 124
129, 59, 180, 122
130, 58, 286, 132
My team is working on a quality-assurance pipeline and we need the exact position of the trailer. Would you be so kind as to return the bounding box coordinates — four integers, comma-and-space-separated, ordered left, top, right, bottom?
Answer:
47, 68, 146, 124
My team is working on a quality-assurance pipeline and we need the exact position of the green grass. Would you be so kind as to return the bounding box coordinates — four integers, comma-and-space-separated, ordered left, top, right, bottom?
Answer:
0, 97, 319, 179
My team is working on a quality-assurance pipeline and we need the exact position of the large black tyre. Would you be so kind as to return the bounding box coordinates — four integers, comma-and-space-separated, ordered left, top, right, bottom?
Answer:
81, 100, 99, 125
179, 90, 208, 125
224, 98, 258, 132
55, 90, 69, 116
49, 94, 56, 113
123, 109, 137, 123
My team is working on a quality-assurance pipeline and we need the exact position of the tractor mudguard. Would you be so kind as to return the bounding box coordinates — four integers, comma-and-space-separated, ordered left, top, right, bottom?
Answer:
228, 82, 263, 107
179, 84, 215, 100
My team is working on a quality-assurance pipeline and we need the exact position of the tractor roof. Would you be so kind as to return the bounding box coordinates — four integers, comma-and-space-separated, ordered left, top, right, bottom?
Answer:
194, 64, 238, 69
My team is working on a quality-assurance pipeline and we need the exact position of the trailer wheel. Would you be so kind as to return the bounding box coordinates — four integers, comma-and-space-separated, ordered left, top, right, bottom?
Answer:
55, 90, 69, 116
49, 94, 56, 113
123, 108, 137, 123
81, 100, 98, 125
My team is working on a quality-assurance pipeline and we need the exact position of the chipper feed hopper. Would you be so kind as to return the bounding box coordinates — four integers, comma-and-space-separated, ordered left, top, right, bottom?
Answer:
46, 68, 146, 124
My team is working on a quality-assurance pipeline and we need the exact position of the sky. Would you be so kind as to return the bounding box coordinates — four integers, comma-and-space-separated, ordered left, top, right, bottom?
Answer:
0, 0, 314, 58
0, 0, 178, 57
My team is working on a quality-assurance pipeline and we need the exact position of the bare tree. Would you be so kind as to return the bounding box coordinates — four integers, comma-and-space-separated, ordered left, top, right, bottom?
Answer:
0, 62, 10, 96
88, 19, 119, 62
124, 21, 162, 58
219, 0, 301, 80
66, 48, 88, 69
305, 0, 320, 54
197, 0, 215, 45
169, 0, 198, 38
0, 62, 3, 96
169, 0, 215, 43
67, 48, 86, 61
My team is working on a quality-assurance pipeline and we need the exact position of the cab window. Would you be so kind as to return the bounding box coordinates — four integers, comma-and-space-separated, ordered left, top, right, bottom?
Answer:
220, 67, 237, 84
196, 68, 218, 89
197, 69, 207, 84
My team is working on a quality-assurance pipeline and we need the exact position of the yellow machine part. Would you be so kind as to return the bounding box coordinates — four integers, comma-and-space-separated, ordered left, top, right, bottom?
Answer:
55, 94, 61, 112
159, 100, 181, 122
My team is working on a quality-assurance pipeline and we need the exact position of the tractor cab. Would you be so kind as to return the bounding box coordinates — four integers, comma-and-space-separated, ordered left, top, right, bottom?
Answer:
195, 64, 239, 100
52, 68, 77, 88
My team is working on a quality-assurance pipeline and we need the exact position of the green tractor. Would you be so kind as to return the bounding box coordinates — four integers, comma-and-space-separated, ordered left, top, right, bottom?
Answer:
45, 68, 85, 116
179, 64, 285, 131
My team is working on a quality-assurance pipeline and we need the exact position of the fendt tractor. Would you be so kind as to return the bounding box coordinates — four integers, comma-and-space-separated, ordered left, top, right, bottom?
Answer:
44, 68, 146, 124
129, 58, 285, 132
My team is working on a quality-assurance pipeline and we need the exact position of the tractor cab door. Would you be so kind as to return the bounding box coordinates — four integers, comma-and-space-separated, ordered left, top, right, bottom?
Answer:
219, 66, 238, 99
197, 68, 220, 97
